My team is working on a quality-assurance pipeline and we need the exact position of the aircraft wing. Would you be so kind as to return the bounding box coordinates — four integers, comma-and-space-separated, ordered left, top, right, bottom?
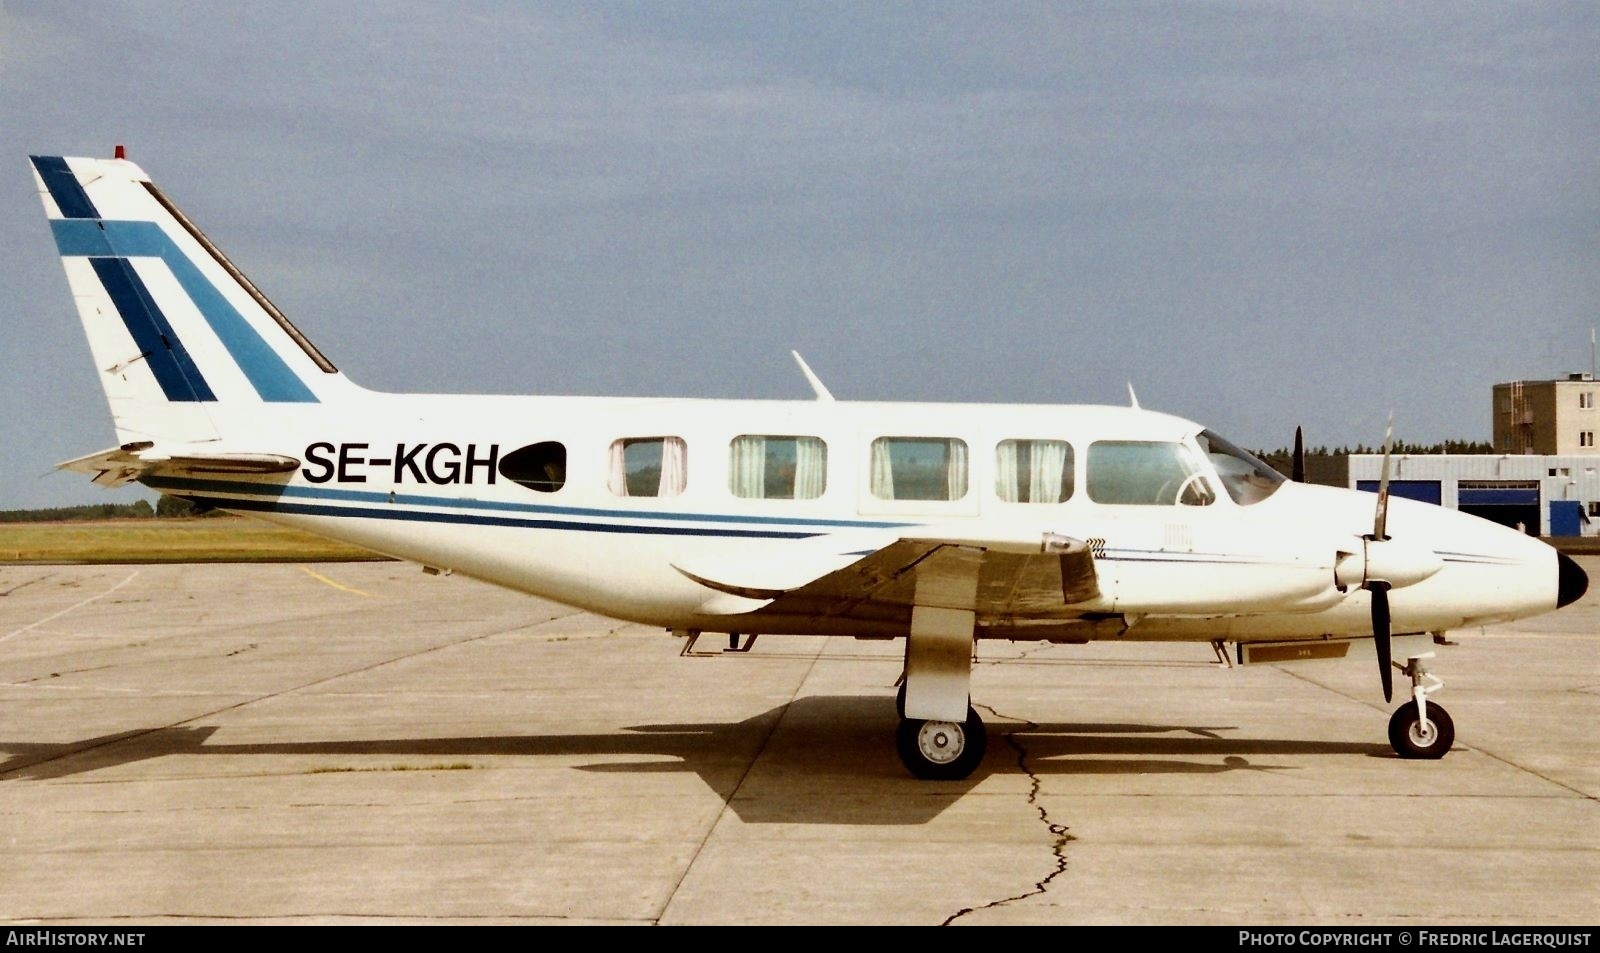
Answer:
59, 445, 299, 488
677, 532, 1099, 619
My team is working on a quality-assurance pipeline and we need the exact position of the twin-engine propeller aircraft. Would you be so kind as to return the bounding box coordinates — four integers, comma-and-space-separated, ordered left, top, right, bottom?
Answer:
28, 151, 1589, 779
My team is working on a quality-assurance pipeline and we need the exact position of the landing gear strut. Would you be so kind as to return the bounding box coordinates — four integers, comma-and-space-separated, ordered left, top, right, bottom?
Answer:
1387, 652, 1453, 759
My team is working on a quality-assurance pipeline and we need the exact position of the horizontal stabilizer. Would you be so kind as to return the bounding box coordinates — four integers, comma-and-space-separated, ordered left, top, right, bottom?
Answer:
59, 445, 299, 488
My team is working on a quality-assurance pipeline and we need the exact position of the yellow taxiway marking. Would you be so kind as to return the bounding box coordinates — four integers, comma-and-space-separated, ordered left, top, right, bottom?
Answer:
300, 567, 370, 597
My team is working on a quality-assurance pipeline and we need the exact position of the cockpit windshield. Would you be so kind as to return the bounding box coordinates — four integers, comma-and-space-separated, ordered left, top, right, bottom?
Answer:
1195, 430, 1286, 505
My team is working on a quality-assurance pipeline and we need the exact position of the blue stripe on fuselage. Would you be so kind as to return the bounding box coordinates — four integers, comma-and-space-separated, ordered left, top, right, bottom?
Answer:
180, 493, 826, 540
30, 156, 100, 219
142, 473, 912, 530
49, 218, 317, 404
90, 257, 216, 402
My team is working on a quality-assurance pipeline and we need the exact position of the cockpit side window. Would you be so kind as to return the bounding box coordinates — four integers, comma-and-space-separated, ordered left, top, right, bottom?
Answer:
1196, 430, 1285, 505
1086, 440, 1216, 506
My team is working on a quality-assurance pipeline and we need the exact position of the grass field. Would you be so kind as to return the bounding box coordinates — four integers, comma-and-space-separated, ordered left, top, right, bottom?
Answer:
0, 518, 391, 564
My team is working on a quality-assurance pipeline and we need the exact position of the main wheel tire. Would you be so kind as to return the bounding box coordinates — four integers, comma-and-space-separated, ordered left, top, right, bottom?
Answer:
895, 682, 907, 718
1388, 700, 1454, 759
896, 705, 987, 780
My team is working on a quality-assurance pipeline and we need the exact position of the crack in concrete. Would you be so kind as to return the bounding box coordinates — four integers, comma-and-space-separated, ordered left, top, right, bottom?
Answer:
0, 573, 54, 597
941, 705, 1073, 926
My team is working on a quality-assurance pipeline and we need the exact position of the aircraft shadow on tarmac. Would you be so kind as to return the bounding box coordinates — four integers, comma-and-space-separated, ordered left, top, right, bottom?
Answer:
0, 696, 1392, 824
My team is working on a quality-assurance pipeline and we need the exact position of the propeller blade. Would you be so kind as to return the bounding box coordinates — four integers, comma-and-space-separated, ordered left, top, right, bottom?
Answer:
1292, 426, 1306, 483
1371, 581, 1393, 703
1373, 413, 1394, 541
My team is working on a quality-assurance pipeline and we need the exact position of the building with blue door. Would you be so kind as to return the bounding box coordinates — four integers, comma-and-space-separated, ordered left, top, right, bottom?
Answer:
1348, 454, 1600, 537
1344, 375, 1600, 538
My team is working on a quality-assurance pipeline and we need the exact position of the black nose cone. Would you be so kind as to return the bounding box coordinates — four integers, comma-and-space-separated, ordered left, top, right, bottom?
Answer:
1557, 552, 1589, 609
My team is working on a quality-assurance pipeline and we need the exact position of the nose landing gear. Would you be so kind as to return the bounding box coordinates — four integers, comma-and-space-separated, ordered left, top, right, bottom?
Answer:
1387, 652, 1453, 759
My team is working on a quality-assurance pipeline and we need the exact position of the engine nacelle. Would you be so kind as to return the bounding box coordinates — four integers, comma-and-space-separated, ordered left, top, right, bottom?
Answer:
1334, 537, 1443, 591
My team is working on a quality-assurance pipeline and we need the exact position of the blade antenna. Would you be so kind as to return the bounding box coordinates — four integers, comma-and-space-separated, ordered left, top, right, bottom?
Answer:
791, 351, 835, 402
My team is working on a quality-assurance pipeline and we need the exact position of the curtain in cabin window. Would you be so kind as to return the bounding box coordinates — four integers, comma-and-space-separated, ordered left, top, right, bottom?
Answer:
996, 439, 1072, 503
658, 436, 687, 496
1029, 440, 1068, 502
608, 439, 629, 497
729, 435, 767, 498
946, 439, 968, 501
793, 437, 826, 500
870, 437, 967, 501
730, 435, 828, 499
870, 439, 896, 499
610, 437, 687, 497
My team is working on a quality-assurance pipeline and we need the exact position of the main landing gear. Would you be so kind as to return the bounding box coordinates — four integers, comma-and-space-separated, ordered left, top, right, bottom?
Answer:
894, 683, 988, 780
1387, 652, 1453, 759
896, 706, 988, 781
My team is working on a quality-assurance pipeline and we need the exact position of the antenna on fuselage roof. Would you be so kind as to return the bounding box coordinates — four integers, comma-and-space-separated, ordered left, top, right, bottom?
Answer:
791, 351, 835, 402
1127, 382, 1141, 409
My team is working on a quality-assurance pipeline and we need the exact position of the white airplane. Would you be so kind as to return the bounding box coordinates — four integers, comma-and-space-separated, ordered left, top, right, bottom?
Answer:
28, 151, 1588, 780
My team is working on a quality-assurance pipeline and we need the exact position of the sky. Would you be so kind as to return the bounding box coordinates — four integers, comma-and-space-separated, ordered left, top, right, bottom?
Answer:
1, 1, 1596, 509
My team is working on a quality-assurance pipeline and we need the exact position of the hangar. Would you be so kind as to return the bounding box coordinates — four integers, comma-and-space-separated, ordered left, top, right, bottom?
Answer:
1347, 453, 1597, 537
1346, 374, 1600, 538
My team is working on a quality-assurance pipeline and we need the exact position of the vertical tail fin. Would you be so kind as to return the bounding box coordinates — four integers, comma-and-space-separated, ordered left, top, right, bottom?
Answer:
31, 154, 352, 445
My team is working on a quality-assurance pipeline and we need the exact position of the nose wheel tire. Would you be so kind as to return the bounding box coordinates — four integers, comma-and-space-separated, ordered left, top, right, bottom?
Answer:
896, 705, 987, 780
1388, 700, 1454, 759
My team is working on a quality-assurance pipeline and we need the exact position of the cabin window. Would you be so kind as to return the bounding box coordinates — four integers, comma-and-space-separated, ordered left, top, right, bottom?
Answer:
995, 439, 1073, 503
1086, 440, 1216, 506
498, 441, 566, 493
609, 437, 687, 497
729, 435, 827, 500
870, 437, 968, 501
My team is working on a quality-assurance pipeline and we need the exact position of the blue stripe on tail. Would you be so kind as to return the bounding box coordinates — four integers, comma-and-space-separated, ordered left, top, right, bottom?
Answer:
30, 156, 101, 219
49, 218, 317, 404
89, 257, 217, 402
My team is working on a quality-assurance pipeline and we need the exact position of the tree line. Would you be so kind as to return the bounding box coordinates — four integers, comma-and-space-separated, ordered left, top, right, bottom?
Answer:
0, 495, 221, 523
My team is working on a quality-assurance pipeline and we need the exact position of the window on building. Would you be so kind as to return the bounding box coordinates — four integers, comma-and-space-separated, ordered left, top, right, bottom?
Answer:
1581, 392, 1594, 409
1086, 441, 1216, 506
1582, 432, 1595, 448
609, 437, 687, 497
498, 441, 566, 493
1590, 502, 1600, 518
995, 439, 1073, 503
728, 435, 827, 499
869, 437, 968, 501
